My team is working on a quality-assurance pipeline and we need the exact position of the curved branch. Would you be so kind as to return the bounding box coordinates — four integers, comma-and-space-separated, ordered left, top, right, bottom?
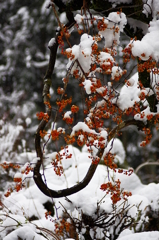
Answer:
34, 152, 99, 198
33, 9, 147, 199
108, 119, 145, 141
34, 116, 146, 198
135, 161, 159, 174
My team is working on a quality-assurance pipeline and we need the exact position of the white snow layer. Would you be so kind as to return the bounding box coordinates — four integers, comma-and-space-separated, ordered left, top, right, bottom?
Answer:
117, 230, 159, 240
116, 72, 140, 110
98, 12, 127, 48
1, 145, 159, 239
66, 33, 95, 74
132, 20, 159, 61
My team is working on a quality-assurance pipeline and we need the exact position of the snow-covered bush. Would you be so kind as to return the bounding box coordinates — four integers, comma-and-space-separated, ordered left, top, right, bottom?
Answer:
1, 0, 159, 239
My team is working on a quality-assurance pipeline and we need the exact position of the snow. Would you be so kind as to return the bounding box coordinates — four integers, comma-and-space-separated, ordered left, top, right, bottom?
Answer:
134, 106, 152, 123
48, 37, 56, 47
132, 40, 153, 61
116, 72, 140, 110
66, 33, 95, 74
117, 231, 159, 240
111, 66, 124, 80
4, 226, 46, 240
83, 79, 92, 94
74, 14, 84, 24
71, 121, 97, 136
63, 111, 72, 119
116, 71, 157, 121
65, 239, 75, 240
103, 138, 125, 164
143, 0, 159, 19
98, 51, 114, 71
59, 12, 67, 23
132, 20, 159, 61
14, 172, 23, 180
41, 0, 51, 14
1, 143, 159, 239
98, 12, 127, 48
99, 52, 114, 65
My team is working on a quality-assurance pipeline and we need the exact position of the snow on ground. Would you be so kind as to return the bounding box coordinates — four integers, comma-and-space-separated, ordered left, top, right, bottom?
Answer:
4, 226, 46, 240
117, 230, 159, 240
1, 144, 159, 239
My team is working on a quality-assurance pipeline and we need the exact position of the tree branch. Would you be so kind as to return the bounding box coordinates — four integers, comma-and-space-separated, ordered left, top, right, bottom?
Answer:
34, 115, 146, 198
108, 119, 145, 141
33, 4, 151, 199
53, 0, 152, 25
135, 161, 159, 174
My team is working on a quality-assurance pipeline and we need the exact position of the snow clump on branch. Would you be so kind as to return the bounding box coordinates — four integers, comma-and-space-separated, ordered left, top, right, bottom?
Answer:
97, 12, 127, 48
132, 20, 159, 61
66, 33, 95, 74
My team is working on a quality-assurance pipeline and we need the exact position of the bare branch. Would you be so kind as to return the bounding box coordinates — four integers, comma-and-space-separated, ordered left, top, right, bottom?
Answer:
108, 119, 145, 141
135, 160, 159, 174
